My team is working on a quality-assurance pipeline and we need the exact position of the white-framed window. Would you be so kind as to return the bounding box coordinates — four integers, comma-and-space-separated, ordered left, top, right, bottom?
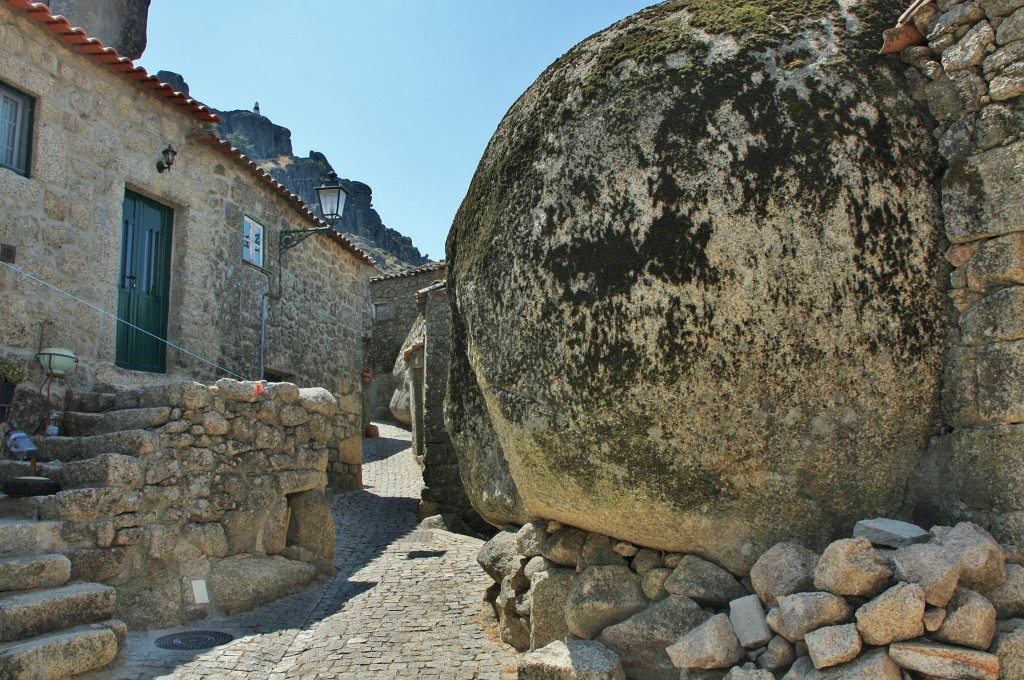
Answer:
373, 303, 389, 321
242, 215, 265, 268
0, 81, 33, 176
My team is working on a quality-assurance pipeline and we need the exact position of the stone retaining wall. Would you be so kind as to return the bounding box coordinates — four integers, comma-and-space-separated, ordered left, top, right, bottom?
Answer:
11, 379, 338, 630
902, 0, 1024, 539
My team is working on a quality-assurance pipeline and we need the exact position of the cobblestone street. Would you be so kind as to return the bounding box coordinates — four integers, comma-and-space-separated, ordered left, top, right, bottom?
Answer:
82, 422, 517, 680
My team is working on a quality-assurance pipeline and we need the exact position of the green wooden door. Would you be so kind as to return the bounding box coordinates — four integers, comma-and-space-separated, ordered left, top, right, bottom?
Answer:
116, 191, 173, 373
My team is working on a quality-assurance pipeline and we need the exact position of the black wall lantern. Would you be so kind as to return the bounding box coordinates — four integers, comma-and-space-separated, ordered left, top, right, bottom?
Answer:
280, 171, 350, 251
156, 144, 177, 173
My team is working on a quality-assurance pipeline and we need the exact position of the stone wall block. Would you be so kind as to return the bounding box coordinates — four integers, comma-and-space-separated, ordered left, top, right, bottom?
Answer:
298, 387, 338, 416
276, 469, 325, 496
961, 285, 1024, 344
982, 0, 1024, 19
929, 3, 987, 40
253, 422, 284, 451
267, 382, 300, 403
977, 339, 1024, 421
996, 5, 1024, 43
966, 232, 1024, 289
286, 489, 335, 561
949, 424, 1024, 512
201, 411, 229, 436
278, 403, 308, 427
214, 379, 261, 403
182, 522, 229, 558
259, 498, 289, 555
336, 437, 363, 466
944, 21, 997, 71
945, 143, 1024, 242
991, 73, 1024, 100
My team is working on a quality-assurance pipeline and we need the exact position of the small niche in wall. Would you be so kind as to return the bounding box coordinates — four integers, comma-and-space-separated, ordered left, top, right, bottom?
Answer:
0, 244, 15, 264
264, 369, 292, 383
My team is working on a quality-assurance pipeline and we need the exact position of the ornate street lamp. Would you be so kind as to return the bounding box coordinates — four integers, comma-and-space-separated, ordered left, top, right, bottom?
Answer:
280, 172, 349, 251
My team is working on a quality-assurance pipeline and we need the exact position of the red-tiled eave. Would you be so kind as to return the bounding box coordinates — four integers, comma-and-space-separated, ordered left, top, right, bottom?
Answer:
371, 260, 447, 283
3, 0, 220, 124
190, 134, 380, 269
5, 0, 380, 271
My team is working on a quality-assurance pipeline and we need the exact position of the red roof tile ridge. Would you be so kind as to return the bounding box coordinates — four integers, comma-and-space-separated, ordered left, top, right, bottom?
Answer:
4, 0, 221, 124
188, 130, 380, 270
370, 260, 447, 282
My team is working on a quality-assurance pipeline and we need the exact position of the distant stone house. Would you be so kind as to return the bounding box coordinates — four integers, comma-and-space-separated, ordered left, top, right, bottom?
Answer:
0, 0, 378, 489
366, 260, 446, 418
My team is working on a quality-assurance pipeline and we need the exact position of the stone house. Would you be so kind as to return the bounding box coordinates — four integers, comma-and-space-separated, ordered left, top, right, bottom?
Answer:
366, 260, 446, 418
0, 0, 379, 489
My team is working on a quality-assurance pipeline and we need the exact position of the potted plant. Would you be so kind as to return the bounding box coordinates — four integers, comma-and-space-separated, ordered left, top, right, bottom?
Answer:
0, 356, 28, 424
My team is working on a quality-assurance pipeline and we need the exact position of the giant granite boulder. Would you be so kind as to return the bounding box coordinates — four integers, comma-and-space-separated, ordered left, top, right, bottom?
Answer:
44, 0, 151, 60
446, 0, 950, 574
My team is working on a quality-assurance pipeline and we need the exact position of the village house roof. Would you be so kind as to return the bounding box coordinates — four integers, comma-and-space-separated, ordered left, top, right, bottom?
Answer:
370, 260, 447, 283
4, 0, 380, 270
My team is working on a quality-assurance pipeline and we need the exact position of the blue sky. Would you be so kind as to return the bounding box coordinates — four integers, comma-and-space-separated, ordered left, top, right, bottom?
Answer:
137, 1, 655, 263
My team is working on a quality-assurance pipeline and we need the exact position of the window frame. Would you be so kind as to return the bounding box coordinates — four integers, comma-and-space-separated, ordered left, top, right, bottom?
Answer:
242, 214, 266, 269
373, 303, 389, 322
0, 81, 34, 177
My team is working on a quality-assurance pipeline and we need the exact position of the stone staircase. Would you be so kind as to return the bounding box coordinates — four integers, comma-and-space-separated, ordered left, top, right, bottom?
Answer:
0, 386, 166, 678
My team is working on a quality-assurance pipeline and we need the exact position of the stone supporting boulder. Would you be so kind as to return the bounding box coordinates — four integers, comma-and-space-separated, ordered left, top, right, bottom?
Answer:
446, 0, 949, 575
476, 518, 1023, 679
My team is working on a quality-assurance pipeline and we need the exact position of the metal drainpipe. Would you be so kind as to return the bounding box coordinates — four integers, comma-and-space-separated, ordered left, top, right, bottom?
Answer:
259, 292, 268, 380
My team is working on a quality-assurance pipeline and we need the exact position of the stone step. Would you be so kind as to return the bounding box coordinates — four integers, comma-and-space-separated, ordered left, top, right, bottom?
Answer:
0, 581, 116, 642
35, 429, 159, 463
0, 555, 71, 593
64, 391, 117, 415
59, 454, 142, 490
0, 519, 63, 558
0, 461, 62, 485
62, 406, 172, 437
37, 486, 140, 522
0, 619, 125, 679
0, 495, 42, 521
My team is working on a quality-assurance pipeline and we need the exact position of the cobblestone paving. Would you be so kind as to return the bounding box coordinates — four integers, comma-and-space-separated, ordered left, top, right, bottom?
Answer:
82, 423, 517, 679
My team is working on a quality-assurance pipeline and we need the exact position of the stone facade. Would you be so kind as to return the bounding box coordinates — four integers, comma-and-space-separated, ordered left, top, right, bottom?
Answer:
366, 261, 446, 418
0, 2, 375, 490
416, 281, 474, 525
902, 0, 1024, 539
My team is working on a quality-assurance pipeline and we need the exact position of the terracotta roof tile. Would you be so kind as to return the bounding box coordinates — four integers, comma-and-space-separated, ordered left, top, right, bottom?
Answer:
4, 0, 380, 270
371, 261, 446, 283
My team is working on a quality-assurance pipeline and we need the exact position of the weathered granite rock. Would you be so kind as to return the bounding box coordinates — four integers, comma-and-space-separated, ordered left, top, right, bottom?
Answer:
598, 594, 708, 680
751, 544, 820, 608
723, 668, 773, 680
933, 587, 997, 650
445, 0, 948, 575
984, 563, 1024, 618
581, 533, 628, 569
517, 521, 550, 558
893, 543, 961, 606
852, 518, 929, 548
643, 568, 672, 601
804, 624, 861, 670
285, 489, 335, 561
208, 555, 317, 614
777, 593, 854, 642
42, 0, 150, 59
565, 565, 648, 639
814, 537, 893, 598
855, 582, 926, 646
664, 556, 747, 607
782, 656, 816, 680
758, 635, 794, 673
632, 549, 663, 576
666, 614, 743, 670
519, 640, 625, 680
924, 606, 948, 632
388, 317, 424, 426
530, 567, 575, 650
807, 649, 903, 679
728, 595, 772, 650
934, 522, 1007, 591
542, 526, 587, 567
497, 575, 531, 651
991, 626, 1024, 680
0, 554, 70, 592
477, 528, 521, 582
888, 640, 999, 680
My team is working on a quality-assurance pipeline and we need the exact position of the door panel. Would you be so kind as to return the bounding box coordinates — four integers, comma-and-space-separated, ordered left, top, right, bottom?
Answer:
116, 191, 173, 373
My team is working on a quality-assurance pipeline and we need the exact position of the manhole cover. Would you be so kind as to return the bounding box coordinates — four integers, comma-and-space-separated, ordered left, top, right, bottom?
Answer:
154, 630, 234, 650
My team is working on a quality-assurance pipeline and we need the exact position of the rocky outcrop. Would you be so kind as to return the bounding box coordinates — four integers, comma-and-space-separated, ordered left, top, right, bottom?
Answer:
43, 0, 150, 59
446, 0, 951, 572
215, 108, 428, 272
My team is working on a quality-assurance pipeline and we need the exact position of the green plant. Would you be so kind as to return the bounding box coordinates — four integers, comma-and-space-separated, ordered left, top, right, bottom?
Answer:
0, 357, 28, 385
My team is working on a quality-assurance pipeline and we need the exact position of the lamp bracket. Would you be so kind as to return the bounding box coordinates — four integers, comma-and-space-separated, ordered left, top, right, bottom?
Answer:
280, 226, 333, 251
